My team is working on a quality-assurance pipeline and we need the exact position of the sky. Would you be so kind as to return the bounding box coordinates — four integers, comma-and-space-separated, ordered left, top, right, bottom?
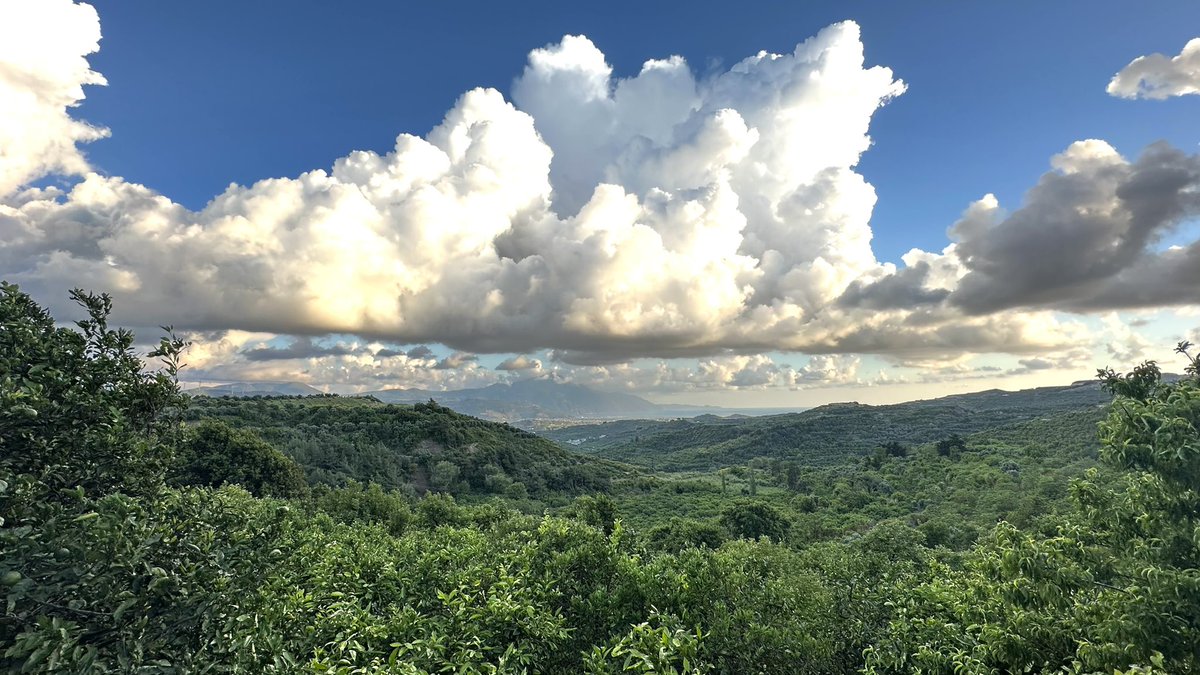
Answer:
1, 0, 1199, 407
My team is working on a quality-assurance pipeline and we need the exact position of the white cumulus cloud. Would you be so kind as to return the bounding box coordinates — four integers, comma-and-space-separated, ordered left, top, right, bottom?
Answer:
1108, 37, 1200, 99
0, 0, 108, 196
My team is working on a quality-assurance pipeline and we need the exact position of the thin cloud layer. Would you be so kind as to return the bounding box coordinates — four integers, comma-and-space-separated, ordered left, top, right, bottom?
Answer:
1108, 37, 1200, 99
172, 329, 868, 395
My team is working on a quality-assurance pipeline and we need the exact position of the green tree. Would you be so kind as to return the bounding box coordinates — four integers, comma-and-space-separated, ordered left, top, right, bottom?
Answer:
1, 283, 186, 501
866, 348, 1200, 674
644, 517, 727, 553
505, 480, 529, 500
935, 433, 966, 457
309, 481, 410, 536
173, 420, 308, 498
429, 459, 461, 492
568, 494, 619, 535
784, 462, 801, 492
719, 502, 791, 542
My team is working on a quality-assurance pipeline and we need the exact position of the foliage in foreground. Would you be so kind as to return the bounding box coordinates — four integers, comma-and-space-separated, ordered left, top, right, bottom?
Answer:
864, 350, 1200, 674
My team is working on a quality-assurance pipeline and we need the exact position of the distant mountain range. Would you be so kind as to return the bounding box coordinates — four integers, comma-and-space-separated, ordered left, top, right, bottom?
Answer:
184, 378, 743, 421
183, 377, 1120, 433
186, 382, 325, 397
360, 378, 761, 422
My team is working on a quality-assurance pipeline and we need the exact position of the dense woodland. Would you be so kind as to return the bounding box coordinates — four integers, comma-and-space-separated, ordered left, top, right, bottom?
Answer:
2, 282, 1199, 673
182, 396, 624, 502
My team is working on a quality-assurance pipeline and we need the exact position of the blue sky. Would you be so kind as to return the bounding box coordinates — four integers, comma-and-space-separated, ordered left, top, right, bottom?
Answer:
3, 1, 1199, 406
81, 0, 1200, 262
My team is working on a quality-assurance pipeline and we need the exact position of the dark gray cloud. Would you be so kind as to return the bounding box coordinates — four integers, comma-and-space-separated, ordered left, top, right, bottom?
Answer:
1064, 241, 1200, 311
1004, 348, 1091, 376
837, 262, 949, 310
433, 352, 478, 370
949, 141, 1200, 315
405, 345, 435, 359
242, 337, 356, 362
373, 345, 435, 359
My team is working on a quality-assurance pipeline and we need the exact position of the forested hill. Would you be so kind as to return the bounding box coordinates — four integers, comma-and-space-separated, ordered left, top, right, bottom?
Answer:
544, 380, 1110, 471
184, 396, 631, 499
903, 380, 1111, 414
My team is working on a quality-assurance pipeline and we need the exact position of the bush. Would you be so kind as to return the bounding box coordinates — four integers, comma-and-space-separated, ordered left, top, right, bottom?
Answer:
865, 351, 1200, 674
644, 517, 727, 553
310, 481, 411, 536
0, 282, 186, 501
172, 420, 308, 498
719, 501, 791, 542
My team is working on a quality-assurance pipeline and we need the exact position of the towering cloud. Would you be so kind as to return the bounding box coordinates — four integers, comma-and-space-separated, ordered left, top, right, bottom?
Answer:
1, 14, 927, 358
0, 0, 108, 196
1108, 37, 1200, 100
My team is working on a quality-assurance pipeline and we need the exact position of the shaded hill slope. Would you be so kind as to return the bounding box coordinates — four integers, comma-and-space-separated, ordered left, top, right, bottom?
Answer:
184, 396, 632, 499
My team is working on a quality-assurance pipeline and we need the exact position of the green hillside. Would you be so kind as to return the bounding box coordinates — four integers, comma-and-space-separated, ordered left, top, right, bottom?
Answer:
185, 395, 631, 500
605, 407, 1106, 547
547, 383, 1109, 471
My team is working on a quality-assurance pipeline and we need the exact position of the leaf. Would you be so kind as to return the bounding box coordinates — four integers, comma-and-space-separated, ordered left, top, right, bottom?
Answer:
113, 598, 137, 621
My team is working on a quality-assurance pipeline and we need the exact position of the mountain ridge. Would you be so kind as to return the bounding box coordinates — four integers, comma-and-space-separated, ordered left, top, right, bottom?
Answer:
541, 379, 1113, 471
186, 382, 325, 397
